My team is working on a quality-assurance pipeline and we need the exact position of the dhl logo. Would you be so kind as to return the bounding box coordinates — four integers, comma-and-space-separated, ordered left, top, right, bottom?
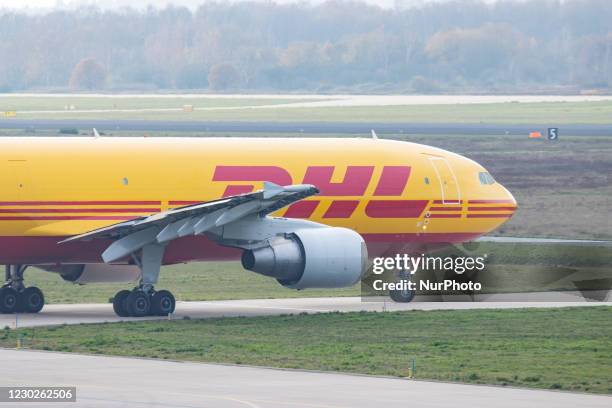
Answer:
212, 165, 427, 219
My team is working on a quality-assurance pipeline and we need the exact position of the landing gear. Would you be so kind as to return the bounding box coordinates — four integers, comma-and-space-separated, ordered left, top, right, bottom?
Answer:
126, 290, 150, 317
0, 265, 45, 314
389, 269, 416, 303
20, 287, 45, 313
150, 290, 176, 316
111, 242, 176, 317
0, 287, 19, 313
112, 288, 175, 317
112, 290, 131, 317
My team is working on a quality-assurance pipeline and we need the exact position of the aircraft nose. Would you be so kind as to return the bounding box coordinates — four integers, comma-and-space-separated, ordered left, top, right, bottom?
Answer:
498, 183, 518, 218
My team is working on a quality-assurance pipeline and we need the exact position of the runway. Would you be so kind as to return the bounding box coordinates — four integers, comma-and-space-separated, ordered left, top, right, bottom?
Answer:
0, 349, 609, 407
1, 119, 611, 135
1, 294, 609, 329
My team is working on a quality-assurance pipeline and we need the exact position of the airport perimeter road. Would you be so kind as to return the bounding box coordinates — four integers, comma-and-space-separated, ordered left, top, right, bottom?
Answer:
1, 119, 611, 135
1, 294, 609, 328
0, 349, 610, 408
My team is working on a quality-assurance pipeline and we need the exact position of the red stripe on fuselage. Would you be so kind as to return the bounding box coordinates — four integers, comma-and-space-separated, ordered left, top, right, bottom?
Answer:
323, 200, 359, 218
303, 166, 374, 196
213, 166, 293, 198
429, 206, 462, 211
283, 200, 319, 218
467, 207, 516, 211
0, 208, 160, 213
466, 214, 513, 218
428, 213, 462, 218
361, 232, 482, 243
0, 201, 160, 206
433, 200, 463, 204
222, 185, 254, 197
0, 216, 138, 221
365, 200, 428, 218
468, 199, 515, 204
169, 200, 202, 206
373, 166, 411, 196
0, 232, 486, 265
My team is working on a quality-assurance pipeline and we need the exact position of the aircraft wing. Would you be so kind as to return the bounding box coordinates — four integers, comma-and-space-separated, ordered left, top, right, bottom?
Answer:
59, 182, 319, 263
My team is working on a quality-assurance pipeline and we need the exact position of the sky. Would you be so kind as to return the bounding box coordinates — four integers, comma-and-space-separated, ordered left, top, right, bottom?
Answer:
0, 0, 505, 12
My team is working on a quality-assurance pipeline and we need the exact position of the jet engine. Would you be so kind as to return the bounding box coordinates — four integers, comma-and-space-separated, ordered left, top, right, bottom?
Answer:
241, 227, 367, 289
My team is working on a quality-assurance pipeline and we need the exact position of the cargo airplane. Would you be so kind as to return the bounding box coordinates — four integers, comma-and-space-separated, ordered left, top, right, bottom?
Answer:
0, 136, 517, 316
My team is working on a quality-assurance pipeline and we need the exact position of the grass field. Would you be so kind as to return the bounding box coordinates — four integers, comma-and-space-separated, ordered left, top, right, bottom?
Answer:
2, 307, 610, 394
28, 242, 612, 304
1, 95, 612, 123
26, 263, 358, 304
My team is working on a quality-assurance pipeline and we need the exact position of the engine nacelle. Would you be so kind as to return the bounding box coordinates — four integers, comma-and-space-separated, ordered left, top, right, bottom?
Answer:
241, 227, 367, 289
42, 264, 141, 284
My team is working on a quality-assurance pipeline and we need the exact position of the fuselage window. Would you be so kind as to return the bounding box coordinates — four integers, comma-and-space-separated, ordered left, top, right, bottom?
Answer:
424, 177, 430, 185
478, 172, 495, 185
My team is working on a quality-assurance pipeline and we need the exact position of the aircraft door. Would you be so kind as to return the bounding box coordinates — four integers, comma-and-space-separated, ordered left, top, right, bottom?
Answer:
427, 156, 461, 204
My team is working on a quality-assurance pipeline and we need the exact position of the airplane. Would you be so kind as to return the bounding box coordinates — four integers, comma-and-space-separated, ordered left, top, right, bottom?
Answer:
0, 135, 519, 317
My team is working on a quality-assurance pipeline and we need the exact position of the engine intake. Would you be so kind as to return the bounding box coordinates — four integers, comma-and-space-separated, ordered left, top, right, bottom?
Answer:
241, 227, 367, 289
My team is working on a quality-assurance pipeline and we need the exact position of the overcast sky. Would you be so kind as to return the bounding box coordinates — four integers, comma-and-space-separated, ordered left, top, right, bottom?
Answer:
0, 0, 507, 12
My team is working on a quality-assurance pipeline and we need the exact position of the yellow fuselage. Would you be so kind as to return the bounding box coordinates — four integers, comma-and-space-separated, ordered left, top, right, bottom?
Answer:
0, 137, 516, 264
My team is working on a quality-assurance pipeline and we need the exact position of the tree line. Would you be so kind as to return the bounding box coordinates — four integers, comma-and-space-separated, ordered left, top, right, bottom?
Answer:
0, 0, 611, 93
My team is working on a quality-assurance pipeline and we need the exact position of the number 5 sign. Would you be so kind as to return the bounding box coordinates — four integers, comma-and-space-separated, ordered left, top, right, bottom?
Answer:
547, 128, 559, 140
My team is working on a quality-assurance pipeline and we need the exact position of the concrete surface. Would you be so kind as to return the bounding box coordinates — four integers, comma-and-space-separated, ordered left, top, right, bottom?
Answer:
1, 294, 609, 329
0, 349, 609, 408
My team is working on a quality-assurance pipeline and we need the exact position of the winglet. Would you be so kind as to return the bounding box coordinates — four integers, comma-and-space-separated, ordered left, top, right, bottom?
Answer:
371, 129, 378, 139
262, 181, 285, 199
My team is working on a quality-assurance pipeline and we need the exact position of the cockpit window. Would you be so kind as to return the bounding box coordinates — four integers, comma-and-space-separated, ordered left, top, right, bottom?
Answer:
478, 172, 496, 185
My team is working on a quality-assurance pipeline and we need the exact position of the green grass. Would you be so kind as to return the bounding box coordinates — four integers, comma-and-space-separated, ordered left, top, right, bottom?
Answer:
2, 99, 612, 124
28, 241, 612, 304
26, 262, 359, 304
2, 307, 610, 394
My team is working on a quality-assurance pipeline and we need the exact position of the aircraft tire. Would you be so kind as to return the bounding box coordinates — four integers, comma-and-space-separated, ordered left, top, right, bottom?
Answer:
150, 290, 175, 316
389, 270, 416, 303
20, 287, 45, 313
389, 286, 416, 303
0, 287, 19, 313
112, 290, 131, 317
126, 290, 150, 317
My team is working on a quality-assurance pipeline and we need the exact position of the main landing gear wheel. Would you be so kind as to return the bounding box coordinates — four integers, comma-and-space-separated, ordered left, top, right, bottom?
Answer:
0, 286, 45, 314
0, 287, 19, 314
112, 242, 173, 317
389, 286, 416, 303
1, 265, 45, 314
20, 287, 45, 313
126, 290, 151, 317
150, 290, 175, 316
113, 288, 175, 317
112, 290, 131, 317
389, 270, 416, 303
